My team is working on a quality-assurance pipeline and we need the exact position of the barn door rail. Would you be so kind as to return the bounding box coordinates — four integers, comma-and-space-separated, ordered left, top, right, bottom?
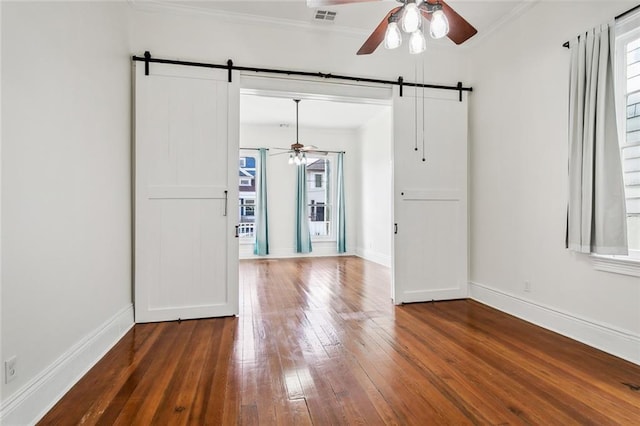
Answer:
132, 51, 472, 100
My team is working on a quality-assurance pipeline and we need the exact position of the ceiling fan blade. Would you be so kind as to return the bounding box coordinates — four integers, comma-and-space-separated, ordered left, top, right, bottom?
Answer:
421, 1, 477, 45
301, 145, 319, 151
357, 6, 402, 55
307, 0, 380, 7
305, 150, 330, 156
269, 150, 293, 157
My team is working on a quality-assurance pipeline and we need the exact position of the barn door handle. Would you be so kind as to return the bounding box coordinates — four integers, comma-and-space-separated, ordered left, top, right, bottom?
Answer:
223, 190, 228, 216
394, 223, 398, 234
235, 225, 239, 238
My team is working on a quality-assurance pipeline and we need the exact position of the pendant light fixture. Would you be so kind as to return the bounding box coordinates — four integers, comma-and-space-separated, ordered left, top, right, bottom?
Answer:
384, 0, 449, 54
288, 99, 307, 166
384, 19, 402, 49
429, 9, 449, 39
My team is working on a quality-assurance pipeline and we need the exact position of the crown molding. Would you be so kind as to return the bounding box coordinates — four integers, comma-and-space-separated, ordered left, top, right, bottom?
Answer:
459, 0, 540, 50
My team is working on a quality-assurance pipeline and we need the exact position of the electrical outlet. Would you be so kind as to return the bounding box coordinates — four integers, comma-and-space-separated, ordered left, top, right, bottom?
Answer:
5, 356, 17, 384
524, 281, 532, 293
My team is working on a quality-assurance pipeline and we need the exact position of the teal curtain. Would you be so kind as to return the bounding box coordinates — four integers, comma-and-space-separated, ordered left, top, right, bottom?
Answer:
336, 152, 346, 253
295, 163, 312, 253
253, 148, 269, 255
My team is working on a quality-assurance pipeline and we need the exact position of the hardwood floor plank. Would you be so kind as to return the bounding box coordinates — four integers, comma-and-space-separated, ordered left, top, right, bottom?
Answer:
39, 257, 640, 425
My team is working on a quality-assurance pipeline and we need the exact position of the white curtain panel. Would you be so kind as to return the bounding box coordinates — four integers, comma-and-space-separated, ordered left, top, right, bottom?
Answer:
568, 23, 628, 255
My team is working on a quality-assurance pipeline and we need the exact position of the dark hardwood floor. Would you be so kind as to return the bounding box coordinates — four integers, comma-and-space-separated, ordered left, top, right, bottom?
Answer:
39, 256, 640, 425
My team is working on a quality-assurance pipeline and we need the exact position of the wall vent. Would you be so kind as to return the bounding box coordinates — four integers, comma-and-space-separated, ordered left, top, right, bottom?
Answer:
314, 10, 337, 22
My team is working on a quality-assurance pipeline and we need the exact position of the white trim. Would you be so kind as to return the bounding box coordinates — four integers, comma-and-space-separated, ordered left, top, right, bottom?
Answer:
440, 0, 540, 50
591, 254, 640, 277
239, 243, 352, 260
469, 282, 640, 366
0, 305, 134, 425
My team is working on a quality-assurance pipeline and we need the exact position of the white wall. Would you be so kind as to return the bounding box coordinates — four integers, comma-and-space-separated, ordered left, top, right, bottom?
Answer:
1, 1, 133, 423
128, 3, 470, 89
468, 1, 640, 364
356, 109, 393, 267
239, 124, 359, 258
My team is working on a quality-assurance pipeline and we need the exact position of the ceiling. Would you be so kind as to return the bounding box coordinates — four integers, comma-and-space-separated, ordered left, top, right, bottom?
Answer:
149, 0, 537, 47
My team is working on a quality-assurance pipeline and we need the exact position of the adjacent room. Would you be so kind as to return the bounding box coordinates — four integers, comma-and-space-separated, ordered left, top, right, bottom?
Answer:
2, 1, 639, 424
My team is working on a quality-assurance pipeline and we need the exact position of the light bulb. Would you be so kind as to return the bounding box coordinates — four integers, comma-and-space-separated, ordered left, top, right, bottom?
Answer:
288, 154, 294, 165
384, 22, 402, 50
429, 10, 449, 39
409, 29, 426, 54
402, 2, 421, 33
294, 154, 301, 165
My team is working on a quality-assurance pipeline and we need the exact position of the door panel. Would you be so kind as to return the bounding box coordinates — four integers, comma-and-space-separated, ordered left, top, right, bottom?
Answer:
135, 63, 239, 322
393, 90, 468, 304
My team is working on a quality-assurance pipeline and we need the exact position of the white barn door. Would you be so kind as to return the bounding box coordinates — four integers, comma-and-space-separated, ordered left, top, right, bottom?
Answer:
134, 62, 239, 323
393, 89, 468, 304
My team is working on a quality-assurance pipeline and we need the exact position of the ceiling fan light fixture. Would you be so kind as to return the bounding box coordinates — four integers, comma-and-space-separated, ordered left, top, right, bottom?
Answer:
409, 29, 427, 54
288, 153, 294, 165
429, 9, 449, 39
401, 2, 422, 33
384, 21, 402, 49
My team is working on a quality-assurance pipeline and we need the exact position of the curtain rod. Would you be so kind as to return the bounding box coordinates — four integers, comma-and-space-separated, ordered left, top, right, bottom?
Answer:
562, 2, 640, 48
132, 51, 472, 100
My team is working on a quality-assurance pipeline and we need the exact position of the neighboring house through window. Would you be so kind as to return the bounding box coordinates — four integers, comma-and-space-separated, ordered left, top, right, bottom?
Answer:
238, 153, 256, 239
306, 157, 331, 238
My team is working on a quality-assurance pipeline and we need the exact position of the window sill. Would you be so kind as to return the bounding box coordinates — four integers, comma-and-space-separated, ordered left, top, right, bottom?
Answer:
591, 254, 640, 277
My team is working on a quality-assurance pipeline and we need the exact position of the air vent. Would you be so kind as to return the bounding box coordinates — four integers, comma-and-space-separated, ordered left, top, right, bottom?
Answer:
314, 10, 337, 22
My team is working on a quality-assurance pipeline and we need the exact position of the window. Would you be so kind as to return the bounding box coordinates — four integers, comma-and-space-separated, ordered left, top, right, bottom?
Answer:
238, 154, 256, 240
306, 158, 331, 237
616, 23, 640, 261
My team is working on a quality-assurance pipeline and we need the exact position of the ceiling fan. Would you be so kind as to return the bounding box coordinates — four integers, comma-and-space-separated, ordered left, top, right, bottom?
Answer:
272, 99, 326, 165
307, 0, 477, 55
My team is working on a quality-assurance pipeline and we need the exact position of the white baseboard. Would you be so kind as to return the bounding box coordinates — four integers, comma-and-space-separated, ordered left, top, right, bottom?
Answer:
469, 282, 640, 366
239, 243, 353, 260
0, 304, 134, 425
355, 247, 391, 267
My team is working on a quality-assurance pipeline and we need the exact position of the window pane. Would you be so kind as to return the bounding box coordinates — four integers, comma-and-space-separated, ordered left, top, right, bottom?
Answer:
625, 171, 640, 186
624, 38, 640, 252
623, 146, 640, 158
238, 155, 256, 239
626, 130, 640, 144
627, 198, 640, 214
306, 158, 330, 237
624, 157, 640, 171
627, 91, 640, 105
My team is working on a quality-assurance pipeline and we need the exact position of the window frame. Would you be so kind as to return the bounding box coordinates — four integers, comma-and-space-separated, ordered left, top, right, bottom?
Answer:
305, 156, 335, 242
593, 15, 640, 276
238, 151, 257, 245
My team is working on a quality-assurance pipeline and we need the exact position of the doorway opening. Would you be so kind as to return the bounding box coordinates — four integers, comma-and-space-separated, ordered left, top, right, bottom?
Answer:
236, 87, 394, 285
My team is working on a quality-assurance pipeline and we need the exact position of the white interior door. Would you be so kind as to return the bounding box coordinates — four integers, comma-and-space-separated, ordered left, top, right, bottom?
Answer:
392, 88, 468, 304
134, 62, 239, 323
